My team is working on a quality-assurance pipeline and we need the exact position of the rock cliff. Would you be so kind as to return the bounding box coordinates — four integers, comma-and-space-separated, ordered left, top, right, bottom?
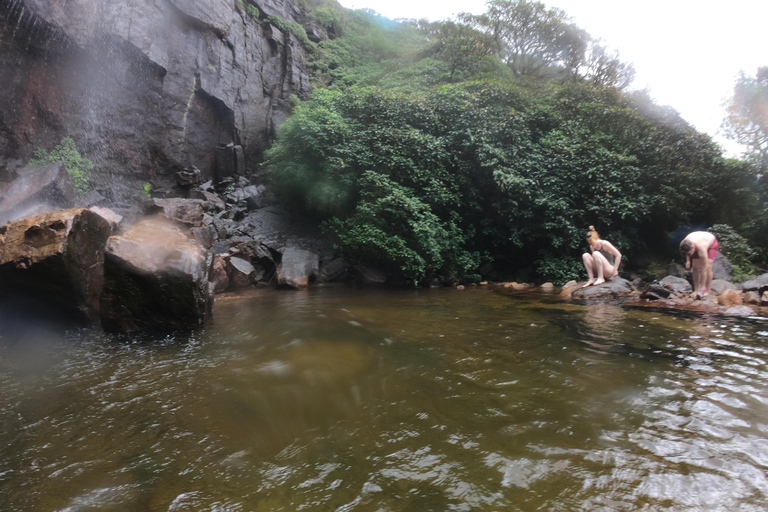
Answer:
0, 0, 321, 199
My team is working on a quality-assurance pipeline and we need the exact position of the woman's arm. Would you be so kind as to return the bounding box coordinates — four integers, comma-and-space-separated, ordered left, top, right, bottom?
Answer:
602, 240, 622, 276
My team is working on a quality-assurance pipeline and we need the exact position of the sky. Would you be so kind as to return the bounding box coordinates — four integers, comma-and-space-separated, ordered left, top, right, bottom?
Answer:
336, 0, 767, 157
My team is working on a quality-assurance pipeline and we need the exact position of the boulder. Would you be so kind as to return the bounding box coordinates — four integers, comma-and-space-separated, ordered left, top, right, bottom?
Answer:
709, 279, 738, 296
210, 255, 230, 294
660, 276, 692, 295
666, 263, 685, 278
570, 278, 635, 299
712, 253, 733, 281
743, 291, 760, 305
100, 216, 213, 333
540, 282, 555, 291
718, 289, 743, 307
319, 257, 349, 282
641, 283, 672, 300
277, 247, 319, 289
152, 198, 207, 227
227, 256, 257, 289
742, 274, 768, 293
0, 208, 114, 324
0, 163, 77, 224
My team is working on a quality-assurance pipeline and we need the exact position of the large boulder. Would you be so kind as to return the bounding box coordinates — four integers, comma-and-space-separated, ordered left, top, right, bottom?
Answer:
742, 274, 768, 293
0, 208, 114, 324
0, 163, 77, 224
660, 276, 692, 295
712, 253, 733, 281
277, 246, 319, 289
570, 278, 635, 299
100, 216, 212, 332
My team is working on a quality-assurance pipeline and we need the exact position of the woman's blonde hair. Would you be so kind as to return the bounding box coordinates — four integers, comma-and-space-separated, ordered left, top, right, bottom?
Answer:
586, 225, 599, 245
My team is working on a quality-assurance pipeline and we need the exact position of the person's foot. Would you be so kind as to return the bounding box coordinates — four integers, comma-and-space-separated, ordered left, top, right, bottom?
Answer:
582, 278, 596, 288
593, 278, 605, 286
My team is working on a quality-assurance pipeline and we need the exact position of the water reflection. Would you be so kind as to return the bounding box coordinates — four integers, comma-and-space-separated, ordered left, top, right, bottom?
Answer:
1, 288, 768, 511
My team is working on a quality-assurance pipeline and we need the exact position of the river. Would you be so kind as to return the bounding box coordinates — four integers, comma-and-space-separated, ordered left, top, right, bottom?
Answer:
1, 286, 767, 511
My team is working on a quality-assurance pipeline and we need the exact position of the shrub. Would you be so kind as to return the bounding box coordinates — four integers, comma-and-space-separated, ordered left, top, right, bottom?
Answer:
29, 137, 92, 196
534, 254, 584, 285
710, 224, 757, 274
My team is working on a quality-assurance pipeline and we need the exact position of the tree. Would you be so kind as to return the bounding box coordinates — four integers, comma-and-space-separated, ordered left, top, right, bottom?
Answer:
582, 40, 635, 90
463, 0, 588, 78
428, 21, 496, 82
722, 67, 768, 173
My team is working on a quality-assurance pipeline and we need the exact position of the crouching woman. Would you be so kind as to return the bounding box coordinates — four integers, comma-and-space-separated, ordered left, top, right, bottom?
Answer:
582, 226, 622, 287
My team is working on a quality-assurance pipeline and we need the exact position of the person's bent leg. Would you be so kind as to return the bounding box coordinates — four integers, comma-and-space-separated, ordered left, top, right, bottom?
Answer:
691, 259, 702, 296
705, 259, 715, 293
592, 252, 609, 285
582, 253, 596, 287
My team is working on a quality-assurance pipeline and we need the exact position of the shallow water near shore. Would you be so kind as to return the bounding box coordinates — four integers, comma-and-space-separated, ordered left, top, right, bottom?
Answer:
2, 286, 768, 511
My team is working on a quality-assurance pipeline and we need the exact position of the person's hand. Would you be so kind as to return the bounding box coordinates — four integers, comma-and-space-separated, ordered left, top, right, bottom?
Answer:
685, 261, 690, 270
612, 270, 618, 278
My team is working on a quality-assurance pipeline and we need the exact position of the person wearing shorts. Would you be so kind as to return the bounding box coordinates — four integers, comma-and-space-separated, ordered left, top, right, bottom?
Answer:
679, 231, 718, 298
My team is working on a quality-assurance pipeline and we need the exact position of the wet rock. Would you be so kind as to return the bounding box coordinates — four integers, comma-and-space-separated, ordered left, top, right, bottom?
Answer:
210, 255, 229, 294
540, 282, 555, 291
718, 289, 743, 307
227, 256, 257, 289
762, 291, 768, 307
89, 206, 124, 231
278, 247, 319, 289
190, 224, 218, 249
723, 305, 755, 317
318, 257, 348, 283
571, 278, 635, 299
743, 291, 760, 305
175, 167, 202, 187
0, 163, 77, 224
660, 276, 692, 295
100, 216, 212, 333
0, 208, 114, 325
641, 284, 672, 300
152, 198, 207, 227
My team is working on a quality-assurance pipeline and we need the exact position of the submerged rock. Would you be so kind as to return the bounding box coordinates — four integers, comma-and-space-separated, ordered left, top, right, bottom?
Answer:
0, 208, 114, 324
100, 216, 212, 333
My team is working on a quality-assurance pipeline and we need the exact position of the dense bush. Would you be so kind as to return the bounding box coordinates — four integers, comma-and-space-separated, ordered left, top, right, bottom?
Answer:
266, 81, 756, 282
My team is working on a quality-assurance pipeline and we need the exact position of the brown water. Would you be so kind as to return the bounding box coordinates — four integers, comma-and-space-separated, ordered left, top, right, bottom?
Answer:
2, 287, 768, 511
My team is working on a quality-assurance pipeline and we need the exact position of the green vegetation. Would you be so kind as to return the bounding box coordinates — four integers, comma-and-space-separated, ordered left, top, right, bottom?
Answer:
141, 182, 153, 199
30, 137, 92, 196
265, 0, 767, 284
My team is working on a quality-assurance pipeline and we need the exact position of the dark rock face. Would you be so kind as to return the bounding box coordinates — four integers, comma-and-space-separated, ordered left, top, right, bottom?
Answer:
0, 0, 317, 191
0, 208, 114, 324
100, 216, 212, 333
712, 253, 733, 281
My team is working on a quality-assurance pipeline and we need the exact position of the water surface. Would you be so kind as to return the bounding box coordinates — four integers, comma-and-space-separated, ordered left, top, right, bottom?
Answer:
2, 287, 768, 511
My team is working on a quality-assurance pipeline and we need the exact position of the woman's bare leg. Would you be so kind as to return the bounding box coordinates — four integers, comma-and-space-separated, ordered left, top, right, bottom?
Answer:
592, 252, 612, 285
582, 253, 596, 287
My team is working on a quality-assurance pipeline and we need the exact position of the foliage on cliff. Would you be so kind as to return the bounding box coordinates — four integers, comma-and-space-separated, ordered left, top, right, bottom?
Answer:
267, 0, 764, 282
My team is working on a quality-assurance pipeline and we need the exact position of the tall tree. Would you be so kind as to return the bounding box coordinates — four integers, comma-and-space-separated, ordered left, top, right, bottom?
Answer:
722, 67, 768, 173
463, 0, 588, 78
583, 40, 635, 90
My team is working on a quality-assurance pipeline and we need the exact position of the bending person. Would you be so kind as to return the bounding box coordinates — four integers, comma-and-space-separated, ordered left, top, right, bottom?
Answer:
582, 226, 622, 287
679, 231, 718, 298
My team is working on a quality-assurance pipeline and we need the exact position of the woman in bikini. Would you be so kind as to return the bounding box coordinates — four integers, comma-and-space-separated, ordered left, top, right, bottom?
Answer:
582, 226, 622, 287
679, 231, 718, 298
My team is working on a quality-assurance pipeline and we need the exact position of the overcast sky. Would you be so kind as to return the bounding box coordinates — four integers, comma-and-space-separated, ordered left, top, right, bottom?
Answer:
336, 0, 767, 157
